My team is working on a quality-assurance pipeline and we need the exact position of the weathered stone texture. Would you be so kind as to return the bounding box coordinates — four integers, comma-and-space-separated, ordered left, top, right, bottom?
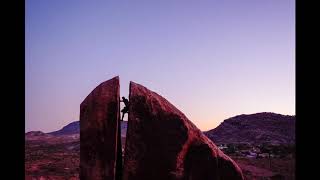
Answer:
80, 76, 120, 180
123, 82, 244, 180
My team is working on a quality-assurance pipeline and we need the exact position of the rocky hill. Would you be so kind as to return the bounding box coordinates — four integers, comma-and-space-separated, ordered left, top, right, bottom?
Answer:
204, 112, 295, 145
48, 121, 80, 136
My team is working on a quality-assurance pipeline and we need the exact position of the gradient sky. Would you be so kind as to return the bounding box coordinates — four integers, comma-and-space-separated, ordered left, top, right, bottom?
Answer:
26, 0, 295, 133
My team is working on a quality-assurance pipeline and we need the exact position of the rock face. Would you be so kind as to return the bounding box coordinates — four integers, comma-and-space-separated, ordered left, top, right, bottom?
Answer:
80, 76, 121, 180
123, 82, 244, 180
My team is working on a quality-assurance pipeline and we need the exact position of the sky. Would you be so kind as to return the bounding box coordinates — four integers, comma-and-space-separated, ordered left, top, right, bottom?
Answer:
25, 0, 295, 133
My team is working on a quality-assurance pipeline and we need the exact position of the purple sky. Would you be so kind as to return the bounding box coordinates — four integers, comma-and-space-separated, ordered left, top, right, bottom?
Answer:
26, 0, 295, 133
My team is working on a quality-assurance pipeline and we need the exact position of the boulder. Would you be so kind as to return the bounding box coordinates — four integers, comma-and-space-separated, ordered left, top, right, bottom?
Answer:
80, 76, 121, 180
123, 82, 244, 180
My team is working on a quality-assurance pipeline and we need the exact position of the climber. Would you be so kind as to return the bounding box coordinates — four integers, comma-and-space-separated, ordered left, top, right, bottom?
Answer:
120, 96, 129, 121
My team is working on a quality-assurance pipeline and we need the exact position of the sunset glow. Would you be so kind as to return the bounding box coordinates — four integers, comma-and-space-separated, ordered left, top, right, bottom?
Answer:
26, 0, 295, 132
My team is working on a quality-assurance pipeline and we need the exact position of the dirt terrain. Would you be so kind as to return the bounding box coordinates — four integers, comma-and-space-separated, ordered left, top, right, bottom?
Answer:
25, 135, 80, 180
25, 135, 295, 180
234, 156, 295, 180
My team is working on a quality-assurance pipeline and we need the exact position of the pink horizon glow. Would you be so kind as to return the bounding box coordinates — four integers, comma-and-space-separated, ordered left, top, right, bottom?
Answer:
26, 0, 295, 132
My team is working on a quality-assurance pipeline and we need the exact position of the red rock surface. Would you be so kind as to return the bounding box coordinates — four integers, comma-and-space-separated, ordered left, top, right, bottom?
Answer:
80, 76, 121, 180
123, 82, 244, 180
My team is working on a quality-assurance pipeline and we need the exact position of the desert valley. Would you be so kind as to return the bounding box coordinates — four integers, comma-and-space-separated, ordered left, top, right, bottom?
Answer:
25, 112, 295, 180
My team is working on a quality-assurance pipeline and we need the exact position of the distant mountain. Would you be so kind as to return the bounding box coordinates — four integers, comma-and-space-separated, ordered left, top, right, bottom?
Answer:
27, 112, 295, 145
25, 131, 53, 141
120, 121, 127, 137
26, 131, 47, 137
48, 121, 79, 136
47, 120, 128, 137
204, 112, 295, 145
